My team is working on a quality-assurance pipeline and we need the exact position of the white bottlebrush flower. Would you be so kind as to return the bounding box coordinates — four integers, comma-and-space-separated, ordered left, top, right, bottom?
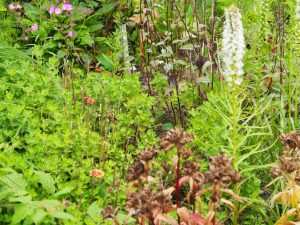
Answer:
221, 5, 245, 85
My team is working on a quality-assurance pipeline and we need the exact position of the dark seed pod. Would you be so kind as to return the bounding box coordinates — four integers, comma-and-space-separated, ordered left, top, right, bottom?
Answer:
195, 55, 208, 70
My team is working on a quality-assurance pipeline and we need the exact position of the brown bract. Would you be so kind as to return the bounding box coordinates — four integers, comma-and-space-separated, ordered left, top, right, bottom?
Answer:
205, 154, 240, 185
271, 132, 300, 181
126, 188, 173, 219
160, 128, 193, 151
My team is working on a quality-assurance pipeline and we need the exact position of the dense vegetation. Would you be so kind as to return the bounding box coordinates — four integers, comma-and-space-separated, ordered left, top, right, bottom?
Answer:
0, 0, 299, 224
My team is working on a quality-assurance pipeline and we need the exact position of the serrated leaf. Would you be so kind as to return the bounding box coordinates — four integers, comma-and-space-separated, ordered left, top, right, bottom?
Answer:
0, 173, 27, 190
34, 171, 56, 194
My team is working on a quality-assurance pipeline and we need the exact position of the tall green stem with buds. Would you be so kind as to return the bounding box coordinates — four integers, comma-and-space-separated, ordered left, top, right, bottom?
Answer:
221, 5, 245, 225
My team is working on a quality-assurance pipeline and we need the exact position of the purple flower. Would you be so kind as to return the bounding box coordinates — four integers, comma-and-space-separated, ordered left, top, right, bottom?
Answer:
49, 5, 55, 14
54, 7, 61, 15
67, 31, 73, 38
16, 4, 22, 9
31, 23, 38, 31
9, 3, 15, 10
62, 3, 72, 11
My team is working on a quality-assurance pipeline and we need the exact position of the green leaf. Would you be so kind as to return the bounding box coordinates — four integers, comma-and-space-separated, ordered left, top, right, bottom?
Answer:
54, 186, 74, 197
94, 2, 117, 16
77, 30, 94, 46
57, 50, 66, 59
9, 195, 32, 203
87, 202, 101, 222
34, 171, 56, 194
31, 209, 47, 224
162, 123, 174, 131
0, 173, 27, 190
96, 54, 114, 70
11, 203, 35, 224
52, 212, 75, 221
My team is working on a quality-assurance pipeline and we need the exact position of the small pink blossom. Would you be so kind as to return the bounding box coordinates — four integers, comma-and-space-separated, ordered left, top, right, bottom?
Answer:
67, 31, 73, 38
62, 3, 72, 11
49, 5, 55, 14
25, 28, 30, 33
9, 3, 15, 10
54, 7, 61, 15
69, 22, 75, 27
16, 4, 22, 9
31, 23, 38, 31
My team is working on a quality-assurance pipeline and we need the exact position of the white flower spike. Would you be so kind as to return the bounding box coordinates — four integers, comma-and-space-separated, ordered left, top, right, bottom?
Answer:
221, 5, 245, 85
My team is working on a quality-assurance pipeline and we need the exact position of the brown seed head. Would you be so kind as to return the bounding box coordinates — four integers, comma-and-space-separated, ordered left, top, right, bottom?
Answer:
102, 205, 116, 219
137, 147, 157, 162
205, 154, 240, 185
160, 128, 193, 151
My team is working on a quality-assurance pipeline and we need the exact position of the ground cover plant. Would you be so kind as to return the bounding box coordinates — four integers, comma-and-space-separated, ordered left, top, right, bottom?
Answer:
0, 0, 299, 224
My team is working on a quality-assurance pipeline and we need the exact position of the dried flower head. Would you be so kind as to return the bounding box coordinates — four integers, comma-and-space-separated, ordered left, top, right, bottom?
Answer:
182, 160, 200, 176
137, 147, 157, 162
160, 128, 193, 151
126, 160, 148, 182
195, 55, 208, 70
280, 132, 300, 154
62, 200, 72, 207
205, 153, 240, 185
271, 132, 300, 180
221, 5, 245, 85
126, 188, 173, 218
102, 205, 117, 219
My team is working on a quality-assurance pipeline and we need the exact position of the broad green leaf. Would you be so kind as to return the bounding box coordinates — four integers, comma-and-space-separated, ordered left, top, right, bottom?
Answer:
96, 54, 114, 70
31, 209, 47, 224
34, 171, 56, 194
162, 123, 174, 131
0, 173, 27, 190
94, 3, 117, 16
54, 186, 74, 197
87, 202, 101, 221
52, 212, 75, 221
11, 203, 35, 224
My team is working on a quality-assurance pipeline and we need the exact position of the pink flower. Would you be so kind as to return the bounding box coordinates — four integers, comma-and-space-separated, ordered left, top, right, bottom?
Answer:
67, 31, 73, 38
9, 3, 15, 10
16, 4, 22, 9
54, 7, 61, 15
69, 22, 75, 27
31, 24, 38, 31
25, 28, 30, 33
49, 5, 55, 14
62, 3, 72, 11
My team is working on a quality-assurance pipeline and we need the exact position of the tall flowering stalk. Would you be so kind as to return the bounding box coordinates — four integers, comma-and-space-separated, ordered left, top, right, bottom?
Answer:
221, 5, 245, 85
221, 6, 245, 224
